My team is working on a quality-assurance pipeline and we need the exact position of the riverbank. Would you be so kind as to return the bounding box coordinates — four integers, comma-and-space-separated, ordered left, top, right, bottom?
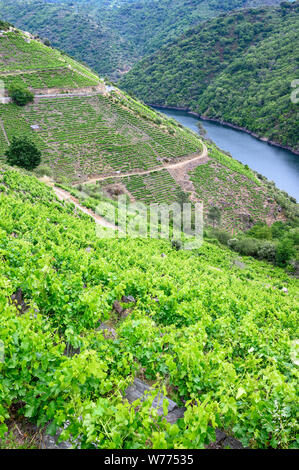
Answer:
151, 104, 299, 201
149, 104, 299, 156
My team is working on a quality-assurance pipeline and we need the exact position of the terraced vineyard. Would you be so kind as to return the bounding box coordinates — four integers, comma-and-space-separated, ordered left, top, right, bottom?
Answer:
0, 166, 298, 449
0, 24, 297, 233
0, 93, 200, 182
190, 144, 285, 231
98, 169, 183, 204
1, 68, 99, 90
0, 28, 99, 90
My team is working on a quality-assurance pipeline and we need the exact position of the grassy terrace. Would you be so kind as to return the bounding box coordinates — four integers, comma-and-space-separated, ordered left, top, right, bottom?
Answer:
0, 29, 99, 89
97, 169, 183, 205
0, 93, 200, 182
1, 68, 99, 90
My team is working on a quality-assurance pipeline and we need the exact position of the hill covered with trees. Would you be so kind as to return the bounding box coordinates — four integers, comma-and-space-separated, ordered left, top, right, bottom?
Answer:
0, 0, 283, 79
0, 16, 298, 450
120, 2, 299, 153
0, 24, 297, 233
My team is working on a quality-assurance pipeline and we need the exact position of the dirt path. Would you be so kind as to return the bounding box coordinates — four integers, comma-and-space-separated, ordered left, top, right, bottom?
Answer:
168, 149, 210, 202
35, 90, 101, 99
52, 185, 119, 231
0, 118, 9, 144
84, 142, 208, 185
45, 142, 207, 230
0, 67, 67, 76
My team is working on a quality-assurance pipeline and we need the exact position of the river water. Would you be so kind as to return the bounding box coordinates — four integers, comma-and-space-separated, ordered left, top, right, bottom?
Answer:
154, 107, 299, 201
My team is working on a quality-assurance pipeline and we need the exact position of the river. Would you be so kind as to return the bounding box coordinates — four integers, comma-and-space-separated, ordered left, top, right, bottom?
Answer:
153, 107, 299, 201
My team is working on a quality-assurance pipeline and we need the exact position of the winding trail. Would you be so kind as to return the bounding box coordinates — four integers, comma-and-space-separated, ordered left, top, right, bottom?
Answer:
52, 185, 119, 231
84, 142, 208, 185
0, 118, 9, 144
44, 142, 208, 231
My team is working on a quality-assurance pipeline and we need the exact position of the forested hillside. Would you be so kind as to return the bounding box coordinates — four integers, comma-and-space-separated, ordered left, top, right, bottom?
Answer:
0, 0, 283, 79
0, 25, 298, 232
120, 2, 299, 153
0, 166, 298, 448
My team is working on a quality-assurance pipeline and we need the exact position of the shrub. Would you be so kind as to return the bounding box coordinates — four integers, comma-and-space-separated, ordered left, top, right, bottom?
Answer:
257, 241, 277, 262
43, 39, 51, 47
228, 238, 260, 257
207, 206, 221, 228
8, 84, 34, 106
171, 239, 182, 251
276, 238, 296, 266
34, 165, 52, 177
247, 223, 272, 240
211, 228, 231, 245
5, 137, 41, 171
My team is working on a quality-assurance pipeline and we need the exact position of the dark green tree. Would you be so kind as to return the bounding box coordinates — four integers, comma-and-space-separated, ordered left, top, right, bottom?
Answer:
208, 206, 221, 228
276, 238, 295, 267
5, 137, 41, 170
176, 189, 189, 207
8, 84, 34, 106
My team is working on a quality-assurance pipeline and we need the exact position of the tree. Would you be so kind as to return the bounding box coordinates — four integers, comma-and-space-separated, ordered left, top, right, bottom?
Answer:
5, 137, 41, 170
176, 189, 189, 207
276, 238, 295, 267
43, 38, 51, 47
208, 206, 221, 228
8, 84, 34, 106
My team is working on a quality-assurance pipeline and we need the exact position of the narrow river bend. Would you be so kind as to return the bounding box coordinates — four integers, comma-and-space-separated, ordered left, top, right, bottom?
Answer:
154, 107, 299, 201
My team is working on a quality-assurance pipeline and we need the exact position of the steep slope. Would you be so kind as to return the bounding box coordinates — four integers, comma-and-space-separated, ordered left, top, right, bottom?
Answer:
0, 166, 298, 448
0, 24, 100, 88
0, 0, 283, 79
0, 1, 138, 79
0, 25, 297, 232
120, 2, 299, 153
0, 27, 201, 178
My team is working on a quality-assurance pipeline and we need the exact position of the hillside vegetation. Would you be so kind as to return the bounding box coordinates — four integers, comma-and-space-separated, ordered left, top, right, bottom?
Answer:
0, 27, 99, 90
0, 166, 298, 449
0, 26, 297, 231
0, 0, 283, 79
120, 2, 299, 153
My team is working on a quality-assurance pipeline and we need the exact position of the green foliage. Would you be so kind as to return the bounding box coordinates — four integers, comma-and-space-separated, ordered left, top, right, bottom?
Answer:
0, 0, 282, 80
8, 84, 34, 107
0, 28, 99, 89
276, 237, 296, 267
0, 20, 11, 31
0, 166, 298, 449
212, 221, 299, 266
121, 3, 299, 152
0, 90, 201, 183
247, 223, 273, 240
208, 206, 221, 228
5, 136, 41, 170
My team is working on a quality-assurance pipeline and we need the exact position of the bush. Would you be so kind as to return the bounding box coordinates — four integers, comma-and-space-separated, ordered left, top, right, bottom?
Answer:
5, 137, 41, 171
276, 238, 296, 267
230, 238, 260, 257
34, 165, 52, 177
247, 223, 272, 240
211, 228, 231, 245
8, 84, 34, 106
171, 239, 182, 251
257, 241, 277, 262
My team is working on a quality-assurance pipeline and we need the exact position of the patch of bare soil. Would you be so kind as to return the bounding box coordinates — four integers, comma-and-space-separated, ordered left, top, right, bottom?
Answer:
167, 153, 210, 202
103, 182, 135, 202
